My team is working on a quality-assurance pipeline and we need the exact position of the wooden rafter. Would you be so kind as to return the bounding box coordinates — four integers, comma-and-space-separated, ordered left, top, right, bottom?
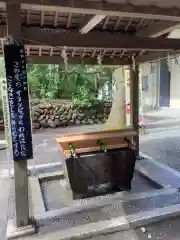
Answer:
22, 27, 180, 51
26, 47, 30, 56
125, 18, 132, 31
136, 19, 144, 31
102, 16, 109, 30
50, 47, 53, 56
137, 20, 180, 37
72, 49, 76, 57
111, 50, 116, 58
81, 49, 86, 58
92, 49, 96, 57
80, 15, 106, 34
67, 13, 72, 28
27, 55, 131, 65
120, 50, 125, 58
114, 17, 121, 31
54, 11, 59, 27
10, 0, 180, 22
136, 51, 180, 63
39, 46, 42, 56
101, 49, 106, 58
26, 10, 30, 24
40, 10, 44, 27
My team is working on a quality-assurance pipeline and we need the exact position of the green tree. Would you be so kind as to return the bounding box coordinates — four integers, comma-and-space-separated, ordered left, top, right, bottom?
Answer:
27, 63, 113, 106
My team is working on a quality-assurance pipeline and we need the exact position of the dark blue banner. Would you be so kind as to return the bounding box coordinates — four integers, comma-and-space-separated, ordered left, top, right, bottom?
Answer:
4, 44, 33, 161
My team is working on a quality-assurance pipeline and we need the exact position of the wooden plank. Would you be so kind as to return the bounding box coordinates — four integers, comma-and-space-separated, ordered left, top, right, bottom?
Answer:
22, 27, 180, 51
136, 21, 180, 37
136, 51, 180, 63
58, 137, 128, 154
56, 129, 136, 157
11, 0, 180, 21
79, 15, 106, 34
56, 129, 136, 143
26, 55, 131, 65
62, 143, 129, 158
6, 3, 21, 40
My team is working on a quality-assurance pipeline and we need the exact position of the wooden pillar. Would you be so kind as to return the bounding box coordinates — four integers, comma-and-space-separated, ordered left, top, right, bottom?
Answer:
6, 3, 21, 39
130, 64, 139, 156
6, 3, 30, 227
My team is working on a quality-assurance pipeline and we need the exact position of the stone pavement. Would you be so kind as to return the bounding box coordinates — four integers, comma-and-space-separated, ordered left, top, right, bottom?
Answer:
140, 121, 180, 172
87, 217, 180, 240
1, 113, 180, 240
16, 216, 180, 240
143, 107, 180, 119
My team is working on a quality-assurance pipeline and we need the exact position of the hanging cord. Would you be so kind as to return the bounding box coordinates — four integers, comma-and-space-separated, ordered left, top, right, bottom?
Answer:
21, 37, 180, 66
97, 54, 102, 65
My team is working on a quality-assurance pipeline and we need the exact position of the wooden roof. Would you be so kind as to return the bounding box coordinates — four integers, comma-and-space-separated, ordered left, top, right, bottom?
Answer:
1, 0, 180, 64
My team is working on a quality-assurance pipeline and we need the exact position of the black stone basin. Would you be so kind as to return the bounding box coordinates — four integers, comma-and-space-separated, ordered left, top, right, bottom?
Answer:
65, 147, 136, 198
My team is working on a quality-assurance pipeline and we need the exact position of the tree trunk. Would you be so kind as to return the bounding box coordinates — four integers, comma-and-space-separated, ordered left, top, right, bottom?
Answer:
103, 66, 126, 130
107, 74, 113, 101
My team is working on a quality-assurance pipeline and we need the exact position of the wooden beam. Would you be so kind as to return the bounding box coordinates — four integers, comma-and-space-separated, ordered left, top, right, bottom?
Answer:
26, 55, 131, 65
80, 15, 106, 34
114, 17, 121, 31
9, 0, 180, 22
136, 52, 168, 63
22, 27, 180, 51
137, 21, 180, 37
6, 2, 30, 230
0, 25, 6, 38
102, 16, 109, 30
6, 3, 21, 39
136, 51, 180, 63
66, 13, 72, 28
130, 64, 139, 155
54, 11, 58, 27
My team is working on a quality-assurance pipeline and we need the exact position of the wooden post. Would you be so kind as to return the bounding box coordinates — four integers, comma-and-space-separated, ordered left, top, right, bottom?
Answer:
6, 3, 30, 227
130, 64, 139, 156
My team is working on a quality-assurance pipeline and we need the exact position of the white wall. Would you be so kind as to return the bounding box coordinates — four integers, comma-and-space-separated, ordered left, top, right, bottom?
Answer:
168, 30, 180, 108
140, 62, 159, 108
169, 57, 180, 108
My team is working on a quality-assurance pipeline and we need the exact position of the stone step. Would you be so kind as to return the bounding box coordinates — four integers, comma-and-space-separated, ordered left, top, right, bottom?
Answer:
32, 203, 180, 240
35, 203, 180, 240
35, 187, 180, 235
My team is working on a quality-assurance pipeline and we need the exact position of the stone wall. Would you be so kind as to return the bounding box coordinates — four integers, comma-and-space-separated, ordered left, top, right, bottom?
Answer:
32, 102, 111, 129
0, 101, 111, 130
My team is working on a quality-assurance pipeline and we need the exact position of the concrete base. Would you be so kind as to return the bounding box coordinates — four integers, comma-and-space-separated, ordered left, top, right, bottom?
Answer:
38, 171, 64, 181
29, 177, 46, 216
6, 220, 36, 239
0, 140, 7, 150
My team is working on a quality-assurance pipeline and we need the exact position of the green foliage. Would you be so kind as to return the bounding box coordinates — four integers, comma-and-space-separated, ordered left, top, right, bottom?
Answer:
72, 86, 97, 108
0, 58, 112, 116
26, 63, 113, 107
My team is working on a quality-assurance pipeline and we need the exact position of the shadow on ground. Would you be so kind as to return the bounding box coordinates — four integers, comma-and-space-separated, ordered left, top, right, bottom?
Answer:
88, 216, 180, 240
146, 121, 180, 130
140, 135, 180, 172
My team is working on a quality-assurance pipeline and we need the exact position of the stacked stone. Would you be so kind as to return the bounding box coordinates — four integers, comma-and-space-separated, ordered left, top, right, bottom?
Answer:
32, 102, 111, 129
